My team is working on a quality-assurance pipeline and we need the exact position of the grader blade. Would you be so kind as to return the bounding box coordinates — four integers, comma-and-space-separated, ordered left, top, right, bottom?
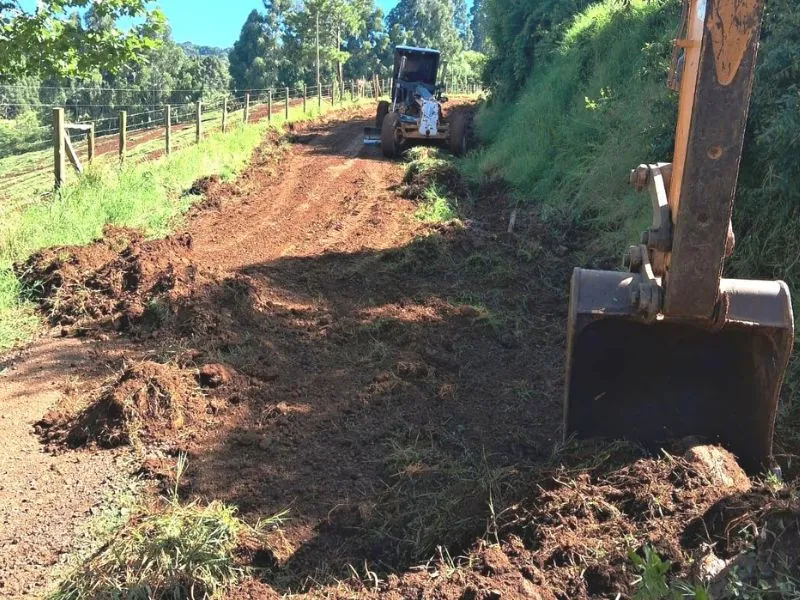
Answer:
562, 0, 794, 470
363, 126, 381, 145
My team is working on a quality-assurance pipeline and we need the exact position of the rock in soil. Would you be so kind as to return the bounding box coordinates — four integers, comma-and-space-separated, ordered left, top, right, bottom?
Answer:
683, 443, 751, 492
197, 363, 233, 388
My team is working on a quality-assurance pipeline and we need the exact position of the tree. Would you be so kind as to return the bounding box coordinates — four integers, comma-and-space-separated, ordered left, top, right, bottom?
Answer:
343, 6, 390, 80
452, 0, 473, 50
229, 9, 283, 90
0, 0, 165, 82
386, 0, 461, 59
469, 0, 491, 53
285, 0, 365, 90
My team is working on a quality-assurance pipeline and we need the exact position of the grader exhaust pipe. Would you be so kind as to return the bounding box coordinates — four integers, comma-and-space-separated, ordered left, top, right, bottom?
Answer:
563, 0, 794, 471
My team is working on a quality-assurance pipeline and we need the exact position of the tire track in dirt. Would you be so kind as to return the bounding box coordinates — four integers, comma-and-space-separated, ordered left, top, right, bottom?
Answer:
190, 117, 416, 269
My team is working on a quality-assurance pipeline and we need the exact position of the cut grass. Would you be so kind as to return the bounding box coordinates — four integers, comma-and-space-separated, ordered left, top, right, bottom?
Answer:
367, 427, 511, 563
0, 100, 370, 350
415, 185, 459, 222
402, 146, 465, 223
48, 454, 286, 600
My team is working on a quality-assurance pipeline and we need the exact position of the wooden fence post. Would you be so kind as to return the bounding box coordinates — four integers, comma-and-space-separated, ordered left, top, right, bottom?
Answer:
222, 98, 228, 133
119, 110, 127, 162
318, 84, 322, 112
196, 101, 202, 143
285, 87, 289, 120
87, 123, 95, 164
351, 80, 356, 101
53, 108, 65, 189
267, 90, 272, 123
331, 81, 335, 105
244, 93, 250, 123
303, 84, 307, 113
165, 105, 171, 155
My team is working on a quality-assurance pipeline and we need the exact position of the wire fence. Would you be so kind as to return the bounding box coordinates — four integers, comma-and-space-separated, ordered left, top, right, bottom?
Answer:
0, 78, 482, 207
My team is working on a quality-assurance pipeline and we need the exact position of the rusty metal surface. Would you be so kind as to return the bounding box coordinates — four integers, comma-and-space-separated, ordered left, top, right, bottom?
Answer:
664, 0, 764, 320
563, 268, 794, 472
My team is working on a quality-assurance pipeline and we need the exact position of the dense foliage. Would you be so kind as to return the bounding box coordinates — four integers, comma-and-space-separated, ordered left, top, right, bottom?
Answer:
472, 0, 800, 390
0, 1, 165, 81
227, 0, 487, 92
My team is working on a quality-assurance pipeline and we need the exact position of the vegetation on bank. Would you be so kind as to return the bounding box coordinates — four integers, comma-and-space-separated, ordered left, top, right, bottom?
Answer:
468, 0, 800, 592
471, 0, 800, 388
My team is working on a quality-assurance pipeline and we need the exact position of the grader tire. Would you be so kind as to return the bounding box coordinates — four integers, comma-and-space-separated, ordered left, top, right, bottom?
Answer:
376, 101, 390, 128
448, 112, 468, 156
381, 113, 400, 158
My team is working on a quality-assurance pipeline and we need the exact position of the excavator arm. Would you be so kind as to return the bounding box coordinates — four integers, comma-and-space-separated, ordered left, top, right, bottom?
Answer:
563, 0, 794, 471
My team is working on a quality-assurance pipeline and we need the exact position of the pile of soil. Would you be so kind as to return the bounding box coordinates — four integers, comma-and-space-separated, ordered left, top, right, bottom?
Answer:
16, 226, 199, 334
309, 443, 793, 600
401, 151, 468, 201
36, 361, 202, 449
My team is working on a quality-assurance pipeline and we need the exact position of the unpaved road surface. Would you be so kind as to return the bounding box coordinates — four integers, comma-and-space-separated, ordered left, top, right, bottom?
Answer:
3, 108, 773, 599
0, 107, 566, 597
0, 339, 135, 598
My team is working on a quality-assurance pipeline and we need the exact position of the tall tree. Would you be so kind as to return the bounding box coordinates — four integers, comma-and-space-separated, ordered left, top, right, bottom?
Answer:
469, 0, 490, 53
229, 9, 283, 90
285, 0, 365, 89
386, 0, 461, 58
0, 0, 165, 82
452, 0, 473, 50
343, 6, 390, 80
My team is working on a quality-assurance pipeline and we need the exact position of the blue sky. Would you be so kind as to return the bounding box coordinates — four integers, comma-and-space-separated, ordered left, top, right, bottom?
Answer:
155, 0, 399, 47
20, 0, 400, 48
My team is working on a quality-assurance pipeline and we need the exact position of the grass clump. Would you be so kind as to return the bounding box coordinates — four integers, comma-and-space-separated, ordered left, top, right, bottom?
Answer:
368, 427, 509, 563
402, 146, 467, 223
415, 185, 459, 222
49, 454, 285, 600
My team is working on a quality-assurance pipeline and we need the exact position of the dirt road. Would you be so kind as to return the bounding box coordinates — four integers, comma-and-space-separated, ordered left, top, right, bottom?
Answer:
0, 107, 571, 597
4, 105, 792, 600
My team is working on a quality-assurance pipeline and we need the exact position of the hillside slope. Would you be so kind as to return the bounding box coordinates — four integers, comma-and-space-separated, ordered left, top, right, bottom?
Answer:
471, 0, 800, 403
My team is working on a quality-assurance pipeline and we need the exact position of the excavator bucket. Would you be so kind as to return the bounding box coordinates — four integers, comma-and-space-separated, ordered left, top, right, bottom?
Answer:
563, 269, 793, 471
562, 0, 795, 471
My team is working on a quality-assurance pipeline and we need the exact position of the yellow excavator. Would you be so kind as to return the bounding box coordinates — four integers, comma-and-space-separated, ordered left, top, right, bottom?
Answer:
564, 0, 794, 471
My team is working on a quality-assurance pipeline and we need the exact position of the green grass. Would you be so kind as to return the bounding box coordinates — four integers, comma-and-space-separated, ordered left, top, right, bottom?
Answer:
0, 99, 371, 349
49, 454, 286, 600
467, 0, 678, 258
402, 147, 463, 223
415, 185, 459, 222
630, 546, 709, 600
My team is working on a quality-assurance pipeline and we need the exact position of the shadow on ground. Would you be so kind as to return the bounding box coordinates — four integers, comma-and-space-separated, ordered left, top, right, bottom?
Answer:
168, 203, 598, 592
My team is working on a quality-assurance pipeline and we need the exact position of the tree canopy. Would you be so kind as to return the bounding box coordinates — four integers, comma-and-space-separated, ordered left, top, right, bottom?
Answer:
0, 0, 166, 81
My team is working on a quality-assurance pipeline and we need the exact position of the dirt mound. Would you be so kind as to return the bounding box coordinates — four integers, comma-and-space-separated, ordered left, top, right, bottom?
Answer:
187, 175, 220, 196
16, 228, 198, 333
401, 152, 467, 200
475, 444, 755, 599
36, 361, 200, 449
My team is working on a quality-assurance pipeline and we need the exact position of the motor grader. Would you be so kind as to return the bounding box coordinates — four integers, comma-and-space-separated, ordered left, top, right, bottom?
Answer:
364, 46, 468, 157
563, 0, 794, 471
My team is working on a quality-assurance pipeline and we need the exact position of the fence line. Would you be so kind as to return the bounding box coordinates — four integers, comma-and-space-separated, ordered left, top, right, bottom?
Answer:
1, 78, 482, 201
